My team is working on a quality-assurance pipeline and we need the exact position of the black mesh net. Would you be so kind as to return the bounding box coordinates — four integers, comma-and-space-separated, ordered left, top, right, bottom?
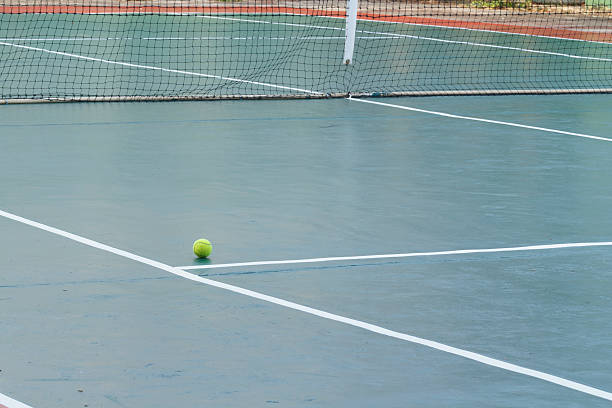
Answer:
0, 0, 610, 101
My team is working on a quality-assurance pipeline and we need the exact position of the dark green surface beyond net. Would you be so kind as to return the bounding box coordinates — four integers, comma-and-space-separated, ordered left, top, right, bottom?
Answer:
0, 0, 611, 102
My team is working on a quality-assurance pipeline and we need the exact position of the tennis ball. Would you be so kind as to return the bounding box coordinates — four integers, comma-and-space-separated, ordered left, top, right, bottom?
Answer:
193, 238, 212, 258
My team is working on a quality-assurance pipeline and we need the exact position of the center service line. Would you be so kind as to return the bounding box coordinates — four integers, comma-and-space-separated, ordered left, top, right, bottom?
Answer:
1, 208, 611, 402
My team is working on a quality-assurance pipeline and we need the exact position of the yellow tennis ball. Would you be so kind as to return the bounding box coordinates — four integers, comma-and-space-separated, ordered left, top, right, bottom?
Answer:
193, 239, 212, 258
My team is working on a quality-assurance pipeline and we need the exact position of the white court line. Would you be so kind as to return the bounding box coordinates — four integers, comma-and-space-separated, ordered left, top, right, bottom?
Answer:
0, 36, 392, 42
357, 29, 612, 62
0, 37, 123, 42
3, 32, 610, 63
199, 14, 346, 32
358, 18, 612, 46
200, 15, 612, 62
1, 208, 611, 402
0, 41, 322, 96
28, 10, 612, 45
290, 12, 612, 45
2, 31, 611, 62
176, 241, 612, 271
348, 98, 612, 142
202, 12, 612, 46
220, 12, 612, 45
5, 15, 608, 62
0, 392, 33, 408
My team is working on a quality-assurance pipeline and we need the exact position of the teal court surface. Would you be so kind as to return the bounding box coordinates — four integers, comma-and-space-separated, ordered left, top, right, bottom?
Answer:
1, 95, 612, 407
1, 0, 612, 406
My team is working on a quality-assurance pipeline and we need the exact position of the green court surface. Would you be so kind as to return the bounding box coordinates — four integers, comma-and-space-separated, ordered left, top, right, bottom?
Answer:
1, 95, 612, 407
1, 13, 610, 100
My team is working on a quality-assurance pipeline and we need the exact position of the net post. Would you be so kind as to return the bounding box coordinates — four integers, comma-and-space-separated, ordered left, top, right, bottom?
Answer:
343, 0, 359, 65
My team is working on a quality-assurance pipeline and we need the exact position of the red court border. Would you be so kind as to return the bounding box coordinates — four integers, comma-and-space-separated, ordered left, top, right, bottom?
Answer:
1, 5, 610, 42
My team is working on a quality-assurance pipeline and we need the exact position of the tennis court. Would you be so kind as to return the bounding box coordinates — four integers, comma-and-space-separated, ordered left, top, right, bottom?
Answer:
1, 1, 612, 407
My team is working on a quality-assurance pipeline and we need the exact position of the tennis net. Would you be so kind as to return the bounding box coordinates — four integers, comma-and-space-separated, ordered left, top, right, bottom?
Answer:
0, 0, 610, 102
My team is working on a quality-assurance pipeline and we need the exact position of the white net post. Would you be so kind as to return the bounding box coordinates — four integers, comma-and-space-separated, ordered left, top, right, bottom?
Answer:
343, 0, 359, 65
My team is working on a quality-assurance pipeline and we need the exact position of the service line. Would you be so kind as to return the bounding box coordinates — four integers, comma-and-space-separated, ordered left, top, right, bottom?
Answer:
177, 241, 612, 271
1, 208, 612, 402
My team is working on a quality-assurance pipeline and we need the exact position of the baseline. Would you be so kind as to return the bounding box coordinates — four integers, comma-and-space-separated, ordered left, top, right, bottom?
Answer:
1, 208, 611, 402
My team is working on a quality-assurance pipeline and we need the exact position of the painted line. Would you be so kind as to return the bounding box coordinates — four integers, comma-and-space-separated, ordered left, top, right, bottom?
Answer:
199, 11, 612, 45
4, 30, 609, 62
354, 17, 612, 45
4, 16, 607, 61
176, 242, 612, 271
72, 10, 612, 44
0, 36, 393, 42
2, 5, 609, 43
357, 29, 612, 62
1, 209, 612, 401
0, 392, 33, 408
200, 15, 612, 62
302, 13, 612, 44
348, 98, 612, 142
138, 35, 393, 40
199, 14, 346, 32
0, 41, 321, 96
